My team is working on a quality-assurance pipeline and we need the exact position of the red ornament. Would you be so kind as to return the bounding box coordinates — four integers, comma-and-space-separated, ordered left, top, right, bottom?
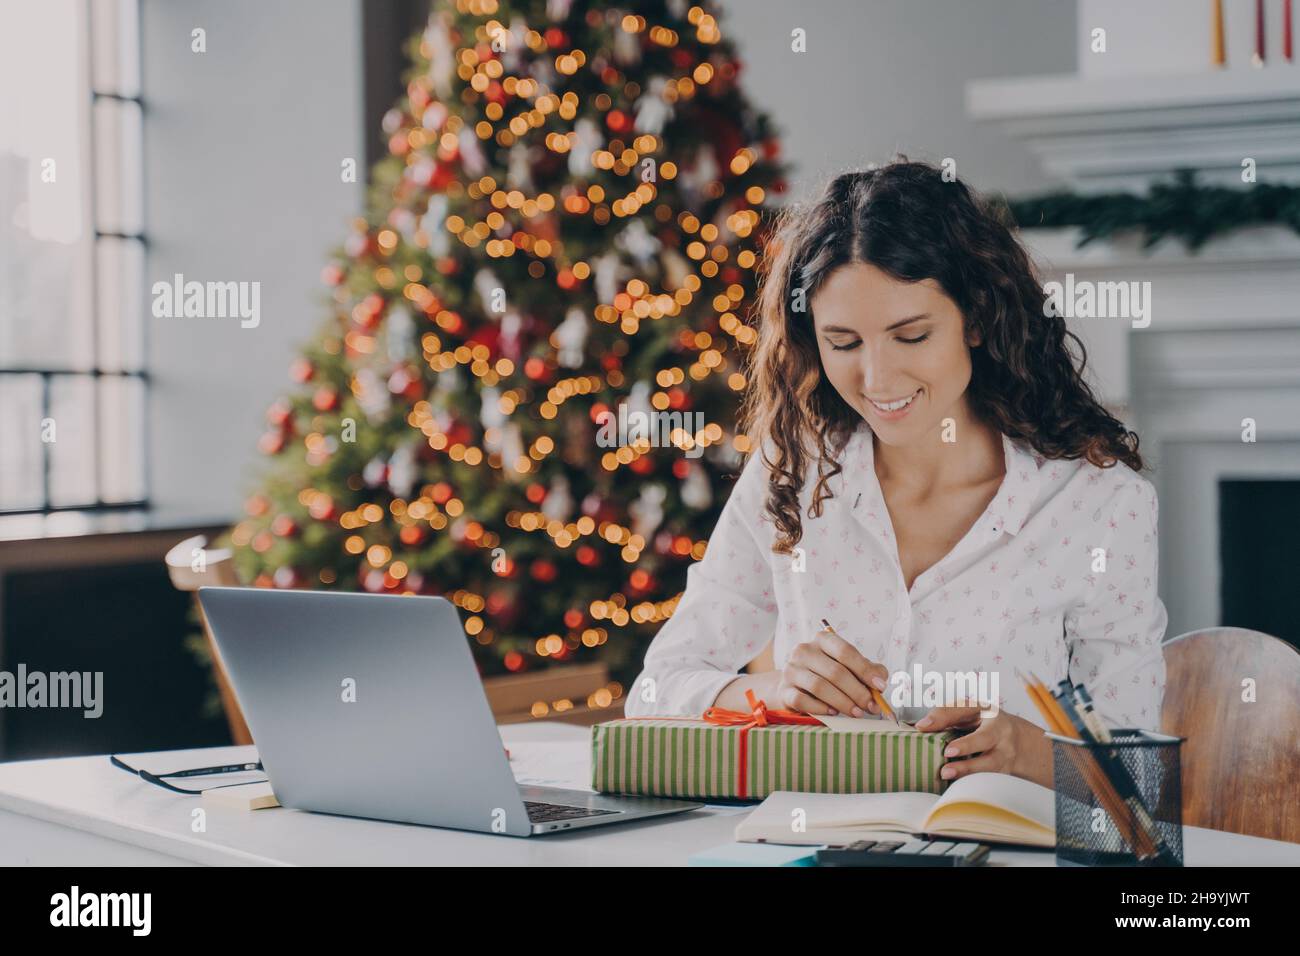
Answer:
672, 459, 690, 480
312, 387, 340, 412
504, 650, 525, 672
270, 515, 298, 538
409, 83, 431, 113
388, 366, 423, 401
257, 431, 285, 455
444, 420, 471, 447
399, 525, 427, 546
606, 109, 631, 134
321, 264, 344, 286
575, 545, 599, 567
530, 559, 558, 583
289, 358, 315, 383
543, 27, 567, 48
309, 495, 337, 522
563, 608, 584, 630
629, 455, 653, 475
266, 400, 292, 427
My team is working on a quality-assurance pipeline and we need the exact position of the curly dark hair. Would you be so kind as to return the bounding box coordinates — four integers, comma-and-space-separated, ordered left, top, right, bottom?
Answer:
739, 159, 1144, 554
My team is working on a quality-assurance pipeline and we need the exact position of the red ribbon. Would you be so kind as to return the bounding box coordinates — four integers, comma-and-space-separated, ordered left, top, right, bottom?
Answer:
701, 689, 823, 798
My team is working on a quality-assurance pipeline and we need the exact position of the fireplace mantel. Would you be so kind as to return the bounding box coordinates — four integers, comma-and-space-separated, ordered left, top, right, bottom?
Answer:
966, 68, 1300, 191
966, 52, 1300, 644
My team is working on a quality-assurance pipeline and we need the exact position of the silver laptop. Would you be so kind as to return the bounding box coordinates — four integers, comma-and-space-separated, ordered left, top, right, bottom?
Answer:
196, 586, 701, 836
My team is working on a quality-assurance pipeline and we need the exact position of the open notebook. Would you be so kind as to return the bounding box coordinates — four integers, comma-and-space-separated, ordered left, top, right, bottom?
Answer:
735, 772, 1056, 848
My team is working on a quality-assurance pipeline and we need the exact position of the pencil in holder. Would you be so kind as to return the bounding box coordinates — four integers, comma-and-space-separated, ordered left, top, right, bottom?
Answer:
1048, 729, 1184, 867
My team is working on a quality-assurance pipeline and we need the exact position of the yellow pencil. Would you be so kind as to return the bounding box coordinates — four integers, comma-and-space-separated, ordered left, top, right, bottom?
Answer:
820, 618, 898, 725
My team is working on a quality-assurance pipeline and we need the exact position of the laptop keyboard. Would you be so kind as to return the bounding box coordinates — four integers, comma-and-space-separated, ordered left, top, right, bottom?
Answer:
524, 800, 620, 823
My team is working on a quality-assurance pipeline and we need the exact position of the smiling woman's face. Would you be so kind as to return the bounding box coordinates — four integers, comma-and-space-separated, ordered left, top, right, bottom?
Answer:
809, 262, 977, 447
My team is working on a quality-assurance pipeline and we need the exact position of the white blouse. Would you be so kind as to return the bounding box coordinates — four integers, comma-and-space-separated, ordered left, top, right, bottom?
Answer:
626, 422, 1168, 732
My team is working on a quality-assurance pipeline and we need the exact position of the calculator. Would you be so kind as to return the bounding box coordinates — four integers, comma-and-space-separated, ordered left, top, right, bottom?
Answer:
815, 838, 991, 867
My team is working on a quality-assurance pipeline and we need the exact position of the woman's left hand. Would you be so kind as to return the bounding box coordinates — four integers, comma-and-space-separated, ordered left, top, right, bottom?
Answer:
915, 707, 1054, 789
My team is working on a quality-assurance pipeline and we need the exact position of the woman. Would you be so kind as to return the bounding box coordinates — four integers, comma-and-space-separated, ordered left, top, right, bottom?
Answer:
624, 160, 1167, 790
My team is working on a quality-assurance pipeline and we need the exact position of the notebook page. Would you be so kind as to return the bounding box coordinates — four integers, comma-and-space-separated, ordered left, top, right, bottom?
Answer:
738, 789, 939, 836
924, 771, 1056, 833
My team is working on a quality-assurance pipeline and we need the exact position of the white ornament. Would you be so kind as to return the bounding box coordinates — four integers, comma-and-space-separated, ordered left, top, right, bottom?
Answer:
613, 25, 642, 68
480, 386, 506, 432
678, 144, 719, 208
628, 379, 652, 420
680, 464, 713, 510
422, 194, 450, 257
385, 306, 415, 362
661, 248, 691, 289
501, 17, 529, 73
475, 268, 504, 315
547, 0, 574, 21
387, 443, 418, 498
617, 218, 660, 269
459, 126, 487, 177
569, 118, 603, 177
507, 142, 535, 193
629, 484, 667, 538
501, 423, 525, 470
554, 307, 589, 368
594, 252, 622, 304
542, 474, 574, 523
500, 310, 524, 361
425, 14, 456, 99
354, 367, 390, 422
635, 77, 673, 136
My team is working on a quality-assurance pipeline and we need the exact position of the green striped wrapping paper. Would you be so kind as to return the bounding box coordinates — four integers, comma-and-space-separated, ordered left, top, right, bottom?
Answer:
591, 719, 957, 799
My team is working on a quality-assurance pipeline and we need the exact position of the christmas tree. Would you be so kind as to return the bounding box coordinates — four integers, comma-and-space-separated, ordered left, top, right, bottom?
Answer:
230, 0, 787, 703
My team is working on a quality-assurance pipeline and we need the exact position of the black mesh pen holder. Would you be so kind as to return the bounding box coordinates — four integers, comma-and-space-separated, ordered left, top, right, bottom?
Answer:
1048, 729, 1184, 867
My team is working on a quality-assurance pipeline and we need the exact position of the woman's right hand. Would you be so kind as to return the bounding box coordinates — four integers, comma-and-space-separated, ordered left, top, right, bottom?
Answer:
774, 628, 890, 717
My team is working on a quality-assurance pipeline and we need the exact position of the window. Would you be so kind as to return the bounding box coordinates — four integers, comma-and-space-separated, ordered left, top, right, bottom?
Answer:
0, 0, 147, 514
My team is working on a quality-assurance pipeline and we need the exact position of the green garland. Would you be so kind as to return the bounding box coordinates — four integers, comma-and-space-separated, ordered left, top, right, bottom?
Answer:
999, 170, 1300, 251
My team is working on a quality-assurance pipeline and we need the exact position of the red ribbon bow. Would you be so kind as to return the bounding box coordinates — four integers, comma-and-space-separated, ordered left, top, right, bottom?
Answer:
701, 689, 823, 798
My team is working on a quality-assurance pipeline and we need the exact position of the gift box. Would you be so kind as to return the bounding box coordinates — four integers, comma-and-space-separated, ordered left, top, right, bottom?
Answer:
592, 692, 957, 800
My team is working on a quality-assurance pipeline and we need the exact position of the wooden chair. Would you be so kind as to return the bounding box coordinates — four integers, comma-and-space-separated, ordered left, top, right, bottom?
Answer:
1161, 627, 1300, 844
164, 535, 253, 745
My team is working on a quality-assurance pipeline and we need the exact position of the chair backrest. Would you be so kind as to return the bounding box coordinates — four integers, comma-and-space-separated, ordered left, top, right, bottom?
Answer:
165, 535, 252, 745
1161, 627, 1300, 844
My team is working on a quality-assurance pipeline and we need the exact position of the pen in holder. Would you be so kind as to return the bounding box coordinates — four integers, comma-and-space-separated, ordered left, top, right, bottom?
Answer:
1048, 729, 1184, 867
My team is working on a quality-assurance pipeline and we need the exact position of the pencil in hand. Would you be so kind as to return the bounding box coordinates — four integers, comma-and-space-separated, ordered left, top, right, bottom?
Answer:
820, 618, 898, 725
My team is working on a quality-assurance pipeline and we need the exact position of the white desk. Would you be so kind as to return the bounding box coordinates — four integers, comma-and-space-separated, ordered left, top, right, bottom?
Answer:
1, 721, 1296, 866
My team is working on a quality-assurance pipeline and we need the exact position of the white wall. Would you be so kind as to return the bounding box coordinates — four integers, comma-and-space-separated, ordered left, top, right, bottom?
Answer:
140, 0, 1069, 518
142, 0, 363, 517
722, 0, 1078, 202
1077, 0, 1293, 75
